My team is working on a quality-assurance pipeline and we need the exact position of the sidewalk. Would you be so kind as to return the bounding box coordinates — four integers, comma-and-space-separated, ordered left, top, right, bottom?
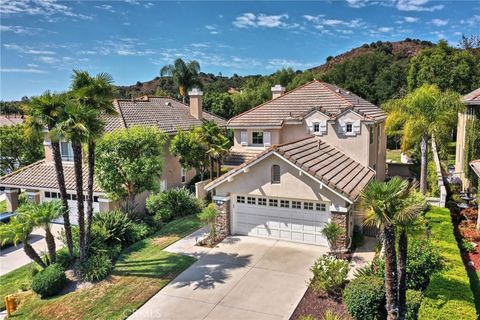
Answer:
347, 236, 378, 280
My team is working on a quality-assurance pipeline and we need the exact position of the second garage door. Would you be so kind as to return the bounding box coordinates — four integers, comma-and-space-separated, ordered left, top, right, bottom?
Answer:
233, 195, 330, 246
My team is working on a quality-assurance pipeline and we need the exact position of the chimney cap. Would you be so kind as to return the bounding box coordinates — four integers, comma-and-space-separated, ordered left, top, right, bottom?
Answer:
271, 84, 286, 92
188, 88, 203, 96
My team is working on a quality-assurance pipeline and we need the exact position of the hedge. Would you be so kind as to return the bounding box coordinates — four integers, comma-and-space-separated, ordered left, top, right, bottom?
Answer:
417, 207, 478, 320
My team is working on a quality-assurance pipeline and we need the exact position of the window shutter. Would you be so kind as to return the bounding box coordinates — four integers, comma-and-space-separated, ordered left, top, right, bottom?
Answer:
338, 120, 346, 133
307, 123, 313, 133
240, 131, 247, 145
264, 131, 271, 147
353, 120, 361, 134
319, 120, 327, 132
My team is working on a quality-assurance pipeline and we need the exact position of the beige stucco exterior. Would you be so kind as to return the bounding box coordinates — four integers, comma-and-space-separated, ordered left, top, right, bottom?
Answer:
455, 111, 469, 187
161, 138, 196, 190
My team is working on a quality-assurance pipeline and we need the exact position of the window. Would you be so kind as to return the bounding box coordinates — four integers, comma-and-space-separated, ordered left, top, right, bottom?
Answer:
247, 197, 256, 205
181, 167, 186, 184
252, 131, 264, 145
346, 123, 353, 133
258, 198, 267, 206
236, 196, 245, 203
271, 165, 280, 184
94, 196, 99, 203
269, 199, 278, 207
71, 194, 77, 201
370, 127, 374, 144
51, 192, 58, 199
45, 191, 51, 198
292, 201, 301, 209
280, 200, 290, 208
304, 202, 314, 210
66, 194, 72, 200
313, 123, 320, 133
60, 142, 74, 161
316, 203, 327, 211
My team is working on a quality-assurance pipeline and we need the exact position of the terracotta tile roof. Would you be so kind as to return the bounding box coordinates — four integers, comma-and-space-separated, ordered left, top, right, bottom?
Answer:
103, 96, 226, 133
223, 149, 264, 167
0, 115, 24, 126
463, 88, 480, 106
0, 160, 103, 193
470, 159, 480, 178
228, 80, 386, 127
207, 136, 376, 201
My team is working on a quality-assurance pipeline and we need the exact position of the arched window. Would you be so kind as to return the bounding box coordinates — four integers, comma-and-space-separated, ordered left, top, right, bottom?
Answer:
271, 165, 281, 184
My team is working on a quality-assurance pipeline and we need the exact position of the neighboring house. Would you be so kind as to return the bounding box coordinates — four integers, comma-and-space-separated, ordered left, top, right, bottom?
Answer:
0, 114, 24, 127
205, 80, 387, 249
455, 88, 480, 189
0, 89, 225, 223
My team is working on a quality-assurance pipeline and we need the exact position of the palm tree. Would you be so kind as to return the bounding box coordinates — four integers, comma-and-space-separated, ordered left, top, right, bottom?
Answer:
70, 70, 117, 252
385, 85, 462, 194
0, 218, 46, 269
200, 121, 230, 179
54, 101, 93, 262
17, 201, 64, 263
160, 59, 201, 103
361, 177, 410, 320
26, 92, 75, 260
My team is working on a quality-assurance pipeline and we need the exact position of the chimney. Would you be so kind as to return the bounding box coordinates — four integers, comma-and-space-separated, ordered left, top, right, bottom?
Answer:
42, 128, 54, 163
271, 84, 285, 99
188, 88, 203, 120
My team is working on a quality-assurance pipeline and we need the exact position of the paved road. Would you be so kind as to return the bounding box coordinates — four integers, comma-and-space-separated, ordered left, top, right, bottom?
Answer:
0, 224, 65, 276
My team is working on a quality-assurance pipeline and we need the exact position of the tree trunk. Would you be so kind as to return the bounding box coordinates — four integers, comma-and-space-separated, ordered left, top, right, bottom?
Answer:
383, 223, 398, 320
216, 159, 221, 178
397, 229, 408, 320
209, 157, 214, 180
51, 141, 74, 260
45, 227, 57, 263
85, 141, 95, 254
24, 242, 47, 269
127, 192, 136, 215
72, 143, 86, 262
420, 134, 428, 195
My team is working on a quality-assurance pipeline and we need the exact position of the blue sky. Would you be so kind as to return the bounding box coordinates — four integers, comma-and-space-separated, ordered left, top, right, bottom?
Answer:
1, 0, 479, 100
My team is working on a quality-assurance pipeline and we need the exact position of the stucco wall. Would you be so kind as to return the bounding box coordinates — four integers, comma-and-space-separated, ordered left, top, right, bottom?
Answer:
161, 139, 196, 189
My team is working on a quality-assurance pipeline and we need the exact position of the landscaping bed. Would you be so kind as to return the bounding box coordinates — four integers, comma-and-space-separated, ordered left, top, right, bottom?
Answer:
291, 287, 351, 320
5, 215, 201, 320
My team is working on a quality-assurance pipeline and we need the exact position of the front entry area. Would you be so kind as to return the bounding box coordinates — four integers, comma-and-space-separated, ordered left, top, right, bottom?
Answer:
232, 194, 331, 246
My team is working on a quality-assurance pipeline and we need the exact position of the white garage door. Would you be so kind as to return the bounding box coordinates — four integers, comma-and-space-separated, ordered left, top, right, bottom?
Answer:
43, 191, 100, 225
233, 195, 330, 246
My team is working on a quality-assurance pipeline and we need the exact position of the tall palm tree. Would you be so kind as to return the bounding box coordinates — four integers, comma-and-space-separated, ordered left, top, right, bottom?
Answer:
26, 92, 75, 260
385, 85, 462, 194
17, 200, 64, 263
200, 121, 230, 179
160, 59, 201, 103
0, 218, 46, 269
70, 70, 117, 252
54, 101, 92, 262
362, 177, 410, 320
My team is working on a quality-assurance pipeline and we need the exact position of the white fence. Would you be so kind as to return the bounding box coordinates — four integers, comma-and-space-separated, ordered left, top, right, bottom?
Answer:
431, 139, 447, 207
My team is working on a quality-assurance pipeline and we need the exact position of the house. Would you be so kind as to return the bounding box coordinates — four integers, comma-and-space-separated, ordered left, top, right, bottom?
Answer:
0, 114, 24, 127
0, 89, 226, 223
205, 80, 387, 249
455, 87, 480, 189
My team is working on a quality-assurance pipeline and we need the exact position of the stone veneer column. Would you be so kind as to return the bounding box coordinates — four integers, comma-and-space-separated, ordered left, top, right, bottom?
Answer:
4, 188, 19, 212
213, 197, 231, 238
25, 190, 41, 204
331, 211, 349, 250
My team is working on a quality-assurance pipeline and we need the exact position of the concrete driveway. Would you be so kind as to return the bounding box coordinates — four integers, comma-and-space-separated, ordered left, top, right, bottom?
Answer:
0, 223, 64, 276
129, 233, 327, 320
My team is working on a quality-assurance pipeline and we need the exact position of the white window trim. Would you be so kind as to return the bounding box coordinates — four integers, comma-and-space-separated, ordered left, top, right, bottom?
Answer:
60, 141, 74, 162
181, 167, 186, 184
251, 131, 264, 146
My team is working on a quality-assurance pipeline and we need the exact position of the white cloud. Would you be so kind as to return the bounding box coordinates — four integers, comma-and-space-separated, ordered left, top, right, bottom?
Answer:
460, 15, 480, 27
378, 27, 393, 32
0, 0, 92, 20
27, 63, 39, 67
267, 58, 315, 70
404, 16, 418, 22
0, 25, 41, 34
95, 4, 115, 13
1, 68, 47, 74
233, 13, 293, 29
431, 19, 448, 26
205, 25, 220, 34
3, 44, 56, 55
396, 0, 444, 12
84, 37, 156, 57
37, 56, 59, 64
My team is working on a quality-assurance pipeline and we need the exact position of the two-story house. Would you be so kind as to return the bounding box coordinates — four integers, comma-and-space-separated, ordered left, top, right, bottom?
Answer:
205, 80, 386, 249
0, 89, 225, 224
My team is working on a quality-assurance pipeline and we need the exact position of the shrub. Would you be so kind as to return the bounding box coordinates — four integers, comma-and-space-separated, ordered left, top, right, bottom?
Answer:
406, 289, 423, 320
125, 223, 152, 244
299, 316, 315, 320
198, 204, 219, 244
343, 276, 386, 320
31, 264, 66, 298
406, 239, 442, 291
80, 253, 112, 282
461, 239, 476, 253
310, 255, 349, 295
146, 188, 203, 222
93, 210, 132, 246
322, 310, 344, 320
353, 263, 375, 278
56, 248, 71, 270
321, 222, 344, 254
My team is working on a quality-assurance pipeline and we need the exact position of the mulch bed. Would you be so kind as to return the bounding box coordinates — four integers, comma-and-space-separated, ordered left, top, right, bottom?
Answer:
290, 287, 352, 320
451, 206, 480, 272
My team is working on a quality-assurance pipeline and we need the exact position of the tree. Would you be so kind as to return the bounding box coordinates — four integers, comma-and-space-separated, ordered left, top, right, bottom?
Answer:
95, 126, 166, 213
170, 128, 209, 180
25, 92, 75, 260
200, 121, 231, 179
361, 177, 410, 320
385, 85, 462, 194
17, 200, 64, 263
203, 92, 235, 119
160, 59, 201, 103
70, 70, 117, 254
407, 40, 480, 94
0, 123, 44, 173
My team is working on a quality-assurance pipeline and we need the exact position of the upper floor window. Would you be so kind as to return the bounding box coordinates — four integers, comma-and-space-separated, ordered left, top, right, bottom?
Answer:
181, 167, 186, 183
346, 123, 353, 133
271, 165, 280, 184
370, 127, 374, 144
252, 132, 264, 145
313, 123, 320, 133
60, 142, 73, 161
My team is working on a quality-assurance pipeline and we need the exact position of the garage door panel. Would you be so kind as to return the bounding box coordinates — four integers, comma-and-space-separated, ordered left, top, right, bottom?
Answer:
303, 212, 315, 221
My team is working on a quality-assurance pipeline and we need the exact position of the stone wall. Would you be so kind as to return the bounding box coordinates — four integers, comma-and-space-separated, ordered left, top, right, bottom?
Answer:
214, 199, 231, 238
331, 211, 348, 250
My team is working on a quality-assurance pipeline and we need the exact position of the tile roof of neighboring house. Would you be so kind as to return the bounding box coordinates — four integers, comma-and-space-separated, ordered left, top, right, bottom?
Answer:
463, 88, 480, 106
223, 149, 264, 167
470, 159, 480, 178
0, 115, 24, 126
206, 136, 376, 202
0, 160, 103, 193
103, 96, 227, 133
228, 80, 386, 128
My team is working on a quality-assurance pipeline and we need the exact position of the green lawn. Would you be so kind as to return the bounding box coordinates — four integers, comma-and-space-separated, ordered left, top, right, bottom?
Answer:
0, 200, 6, 212
386, 149, 402, 162
6, 215, 201, 320
468, 270, 480, 314
0, 263, 37, 310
